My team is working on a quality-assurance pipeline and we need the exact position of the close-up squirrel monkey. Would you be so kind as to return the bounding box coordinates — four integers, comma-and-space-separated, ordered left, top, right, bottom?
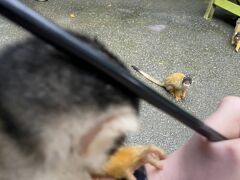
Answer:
231, 18, 240, 52
131, 65, 192, 101
0, 33, 164, 180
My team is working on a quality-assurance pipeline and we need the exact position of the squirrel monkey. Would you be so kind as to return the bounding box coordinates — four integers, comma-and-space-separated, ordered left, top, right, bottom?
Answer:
231, 18, 240, 52
0, 33, 164, 180
94, 145, 165, 180
131, 65, 192, 101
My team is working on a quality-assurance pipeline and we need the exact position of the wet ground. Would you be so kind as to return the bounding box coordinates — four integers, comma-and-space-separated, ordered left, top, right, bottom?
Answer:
0, 0, 239, 153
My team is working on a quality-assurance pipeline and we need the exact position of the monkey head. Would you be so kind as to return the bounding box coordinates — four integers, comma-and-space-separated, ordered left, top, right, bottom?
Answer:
182, 76, 192, 89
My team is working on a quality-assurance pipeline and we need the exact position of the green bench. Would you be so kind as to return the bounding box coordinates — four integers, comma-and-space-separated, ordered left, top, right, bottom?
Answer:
204, 0, 240, 20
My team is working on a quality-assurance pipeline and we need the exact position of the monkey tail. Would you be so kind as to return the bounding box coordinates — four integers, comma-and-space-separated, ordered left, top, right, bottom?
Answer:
131, 65, 164, 87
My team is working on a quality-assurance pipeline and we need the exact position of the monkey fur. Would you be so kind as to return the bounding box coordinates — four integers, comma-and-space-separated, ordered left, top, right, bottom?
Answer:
131, 65, 192, 101
95, 145, 165, 180
0, 33, 165, 180
231, 18, 240, 52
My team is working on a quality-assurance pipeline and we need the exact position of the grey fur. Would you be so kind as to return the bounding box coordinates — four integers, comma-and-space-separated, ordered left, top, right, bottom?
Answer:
0, 33, 139, 180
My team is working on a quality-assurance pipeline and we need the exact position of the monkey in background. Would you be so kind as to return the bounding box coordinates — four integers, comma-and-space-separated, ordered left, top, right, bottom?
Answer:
233, 32, 240, 52
231, 18, 240, 52
131, 65, 192, 101
0, 33, 164, 180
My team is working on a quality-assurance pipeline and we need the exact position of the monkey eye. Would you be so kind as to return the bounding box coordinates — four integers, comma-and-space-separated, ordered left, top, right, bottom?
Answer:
107, 134, 126, 155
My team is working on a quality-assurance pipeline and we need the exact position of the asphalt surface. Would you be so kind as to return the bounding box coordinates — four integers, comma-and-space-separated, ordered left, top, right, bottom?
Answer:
0, 0, 239, 153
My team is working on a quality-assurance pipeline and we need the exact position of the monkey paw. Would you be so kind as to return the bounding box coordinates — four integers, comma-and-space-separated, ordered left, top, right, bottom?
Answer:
175, 97, 182, 102
138, 145, 166, 169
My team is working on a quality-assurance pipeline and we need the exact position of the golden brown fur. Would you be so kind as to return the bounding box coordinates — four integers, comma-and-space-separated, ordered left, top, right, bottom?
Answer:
231, 18, 240, 52
97, 145, 165, 180
131, 65, 191, 101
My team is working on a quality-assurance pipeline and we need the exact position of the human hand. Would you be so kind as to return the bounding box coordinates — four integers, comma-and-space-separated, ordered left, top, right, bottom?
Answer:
147, 96, 240, 180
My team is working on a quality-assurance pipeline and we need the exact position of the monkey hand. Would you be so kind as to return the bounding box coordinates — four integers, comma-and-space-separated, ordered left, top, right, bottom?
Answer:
175, 97, 182, 101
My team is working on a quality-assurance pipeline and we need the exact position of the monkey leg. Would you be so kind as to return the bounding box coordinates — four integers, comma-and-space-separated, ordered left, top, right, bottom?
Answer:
166, 86, 175, 98
235, 42, 240, 52
169, 90, 175, 97
165, 85, 173, 91
181, 90, 187, 99
174, 90, 182, 101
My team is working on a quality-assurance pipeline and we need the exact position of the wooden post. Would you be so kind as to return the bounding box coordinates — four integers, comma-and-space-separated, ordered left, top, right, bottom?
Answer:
204, 0, 216, 20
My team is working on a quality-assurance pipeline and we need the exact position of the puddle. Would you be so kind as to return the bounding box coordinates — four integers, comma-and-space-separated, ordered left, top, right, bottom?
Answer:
147, 24, 166, 32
